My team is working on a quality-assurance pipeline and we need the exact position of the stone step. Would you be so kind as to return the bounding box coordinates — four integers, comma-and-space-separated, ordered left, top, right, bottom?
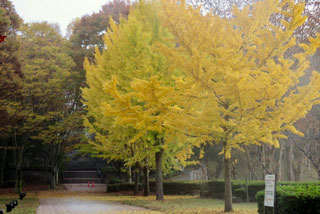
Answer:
62, 171, 99, 179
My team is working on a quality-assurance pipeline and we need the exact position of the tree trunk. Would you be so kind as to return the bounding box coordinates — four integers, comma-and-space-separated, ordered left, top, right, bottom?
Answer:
277, 144, 284, 181
0, 143, 7, 185
155, 148, 164, 200
129, 166, 132, 183
215, 157, 224, 179
224, 155, 233, 212
286, 143, 294, 181
262, 145, 266, 179
55, 169, 59, 185
13, 131, 24, 194
50, 166, 56, 189
134, 163, 140, 195
43, 156, 49, 184
15, 148, 23, 194
245, 177, 249, 202
144, 165, 150, 196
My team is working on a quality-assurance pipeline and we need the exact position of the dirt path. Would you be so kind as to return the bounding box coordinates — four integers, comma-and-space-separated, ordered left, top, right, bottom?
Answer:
37, 197, 152, 214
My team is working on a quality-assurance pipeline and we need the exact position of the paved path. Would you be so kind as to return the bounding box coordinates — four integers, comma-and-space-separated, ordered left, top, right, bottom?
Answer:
36, 184, 155, 214
37, 197, 151, 214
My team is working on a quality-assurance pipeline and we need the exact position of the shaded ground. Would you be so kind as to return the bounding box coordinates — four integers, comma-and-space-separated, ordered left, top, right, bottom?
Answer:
0, 184, 49, 194
37, 197, 152, 214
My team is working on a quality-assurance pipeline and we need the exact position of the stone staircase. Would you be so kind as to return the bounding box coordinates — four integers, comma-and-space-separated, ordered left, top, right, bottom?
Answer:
62, 170, 103, 184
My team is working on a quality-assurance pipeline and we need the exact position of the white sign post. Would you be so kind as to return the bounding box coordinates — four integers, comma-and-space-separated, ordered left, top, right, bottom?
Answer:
264, 174, 276, 213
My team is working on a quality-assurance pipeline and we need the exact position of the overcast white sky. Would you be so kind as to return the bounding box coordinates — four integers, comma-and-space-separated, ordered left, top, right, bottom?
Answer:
11, 0, 111, 36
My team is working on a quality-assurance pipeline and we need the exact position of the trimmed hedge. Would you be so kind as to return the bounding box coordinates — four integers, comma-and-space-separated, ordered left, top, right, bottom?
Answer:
107, 179, 320, 205
107, 179, 265, 200
107, 180, 204, 194
256, 185, 320, 214
107, 182, 142, 192
233, 181, 265, 202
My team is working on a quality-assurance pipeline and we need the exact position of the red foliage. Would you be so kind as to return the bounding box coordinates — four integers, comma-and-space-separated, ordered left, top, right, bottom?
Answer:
0, 35, 7, 43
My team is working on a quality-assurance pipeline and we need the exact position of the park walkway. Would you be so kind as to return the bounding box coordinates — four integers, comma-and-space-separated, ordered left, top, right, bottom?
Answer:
36, 184, 154, 214
36, 197, 150, 214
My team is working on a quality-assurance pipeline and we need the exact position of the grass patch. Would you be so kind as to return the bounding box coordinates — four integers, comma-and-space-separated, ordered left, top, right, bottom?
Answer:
0, 197, 38, 214
119, 196, 258, 214
78, 194, 257, 214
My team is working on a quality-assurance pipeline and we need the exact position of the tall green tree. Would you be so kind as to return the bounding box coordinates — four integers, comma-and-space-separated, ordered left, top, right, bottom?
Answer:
18, 22, 76, 189
0, 0, 22, 187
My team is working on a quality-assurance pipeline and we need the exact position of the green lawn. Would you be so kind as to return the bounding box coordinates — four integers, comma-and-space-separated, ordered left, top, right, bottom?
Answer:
118, 195, 258, 214
0, 197, 38, 214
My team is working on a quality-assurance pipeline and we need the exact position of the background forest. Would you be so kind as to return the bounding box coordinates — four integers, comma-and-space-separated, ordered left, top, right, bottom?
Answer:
1, 1, 320, 210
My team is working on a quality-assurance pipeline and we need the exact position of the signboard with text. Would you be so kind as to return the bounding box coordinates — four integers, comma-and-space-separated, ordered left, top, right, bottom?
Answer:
264, 174, 276, 207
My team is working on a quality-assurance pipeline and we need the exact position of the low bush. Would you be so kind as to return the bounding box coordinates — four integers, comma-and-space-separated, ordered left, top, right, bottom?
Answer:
107, 182, 143, 192
256, 185, 320, 214
107, 179, 320, 206
205, 180, 225, 199
0, 179, 25, 188
163, 181, 205, 195
233, 181, 265, 202
108, 180, 204, 194
107, 177, 126, 184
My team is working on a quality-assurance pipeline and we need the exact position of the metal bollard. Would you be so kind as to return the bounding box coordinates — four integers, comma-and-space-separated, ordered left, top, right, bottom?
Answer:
19, 192, 26, 200
6, 203, 12, 212
10, 200, 18, 208
12, 200, 18, 207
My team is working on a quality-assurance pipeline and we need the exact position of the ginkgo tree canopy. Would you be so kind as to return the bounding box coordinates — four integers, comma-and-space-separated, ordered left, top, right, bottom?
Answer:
160, 0, 320, 158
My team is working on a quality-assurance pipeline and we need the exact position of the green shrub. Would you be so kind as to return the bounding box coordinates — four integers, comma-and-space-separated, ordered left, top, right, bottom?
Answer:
108, 180, 204, 195
0, 179, 25, 188
257, 185, 320, 214
205, 180, 225, 199
163, 181, 204, 195
108, 177, 126, 184
101, 166, 118, 174
233, 181, 265, 202
107, 182, 143, 192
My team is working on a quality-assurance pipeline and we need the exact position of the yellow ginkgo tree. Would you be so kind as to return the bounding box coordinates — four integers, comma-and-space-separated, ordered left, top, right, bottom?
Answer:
82, 0, 200, 200
160, 0, 320, 211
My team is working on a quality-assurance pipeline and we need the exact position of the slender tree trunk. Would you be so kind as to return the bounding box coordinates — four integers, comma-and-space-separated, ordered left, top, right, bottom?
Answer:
286, 143, 294, 181
277, 144, 284, 181
50, 144, 56, 189
13, 131, 24, 194
15, 148, 23, 193
262, 145, 266, 179
245, 177, 249, 202
215, 157, 224, 179
292, 149, 302, 181
134, 163, 140, 195
224, 155, 233, 212
144, 165, 150, 196
43, 156, 49, 184
50, 172, 55, 189
155, 148, 164, 200
55, 169, 59, 185
129, 166, 132, 183
50, 165, 56, 189
0, 142, 7, 185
